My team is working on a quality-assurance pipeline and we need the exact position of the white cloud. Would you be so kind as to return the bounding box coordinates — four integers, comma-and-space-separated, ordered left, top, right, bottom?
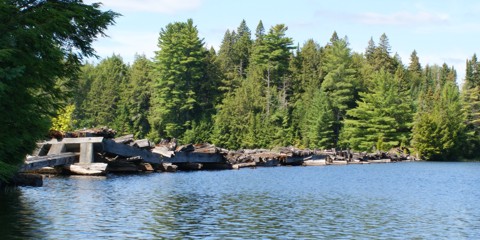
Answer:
86, 0, 202, 13
358, 11, 449, 25
89, 31, 159, 64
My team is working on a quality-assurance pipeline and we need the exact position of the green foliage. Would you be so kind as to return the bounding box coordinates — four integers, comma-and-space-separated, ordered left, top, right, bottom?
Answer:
412, 81, 465, 160
302, 91, 335, 149
183, 117, 213, 144
217, 20, 253, 95
461, 54, 480, 158
211, 77, 265, 149
341, 70, 413, 151
80, 55, 129, 130
366, 33, 398, 74
321, 36, 358, 145
149, 19, 219, 142
55, 19, 476, 162
51, 104, 77, 132
127, 55, 154, 138
0, 0, 117, 181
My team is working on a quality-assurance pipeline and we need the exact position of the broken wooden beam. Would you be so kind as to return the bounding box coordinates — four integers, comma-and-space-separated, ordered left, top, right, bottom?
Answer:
46, 137, 104, 144
133, 139, 153, 149
102, 139, 164, 164
114, 134, 134, 144
232, 162, 256, 169
152, 146, 174, 158
20, 153, 77, 172
66, 163, 108, 176
303, 159, 327, 166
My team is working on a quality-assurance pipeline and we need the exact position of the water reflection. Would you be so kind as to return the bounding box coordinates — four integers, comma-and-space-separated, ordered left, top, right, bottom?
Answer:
1, 162, 479, 239
0, 188, 49, 239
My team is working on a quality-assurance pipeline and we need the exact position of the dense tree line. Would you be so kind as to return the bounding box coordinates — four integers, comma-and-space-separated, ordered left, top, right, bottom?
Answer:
62, 19, 479, 161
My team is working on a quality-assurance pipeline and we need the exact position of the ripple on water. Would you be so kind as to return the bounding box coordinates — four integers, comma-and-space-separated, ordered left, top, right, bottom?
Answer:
1, 162, 479, 239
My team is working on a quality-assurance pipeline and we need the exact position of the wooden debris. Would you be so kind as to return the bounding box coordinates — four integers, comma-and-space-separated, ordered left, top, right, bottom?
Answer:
73, 127, 116, 138
232, 162, 256, 169
21, 129, 417, 180
103, 139, 163, 164
368, 159, 391, 163
303, 160, 326, 166
176, 144, 195, 152
133, 139, 153, 149
193, 143, 217, 154
66, 163, 108, 176
152, 146, 175, 158
159, 138, 177, 151
20, 153, 77, 172
158, 163, 177, 172
114, 134, 134, 144
139, 163, 154, 171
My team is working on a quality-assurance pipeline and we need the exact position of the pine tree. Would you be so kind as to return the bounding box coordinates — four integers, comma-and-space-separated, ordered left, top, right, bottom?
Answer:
341, 70, 413, 151
182, 47, 221, 144
217, 30, 237, 94
127, 55, 154, 138
329, 31, 340, 43
255, 20, 265, 41
250, 24, 294, 116
412, 80, 464, 160
74, 63, 96, 126
407, 50, 424, 99
365, 37, 376, 63
212, 23, 294, 149
233, 20, 252, 78
149, 19, 211, 142
369, 33, 397, 73
211, 76, 265, 149
461, 54, 480, 158
303, 91, 335, 149
81, 55, 129, 129
217, 20, 253, 95
321, 35, 358, 145
296, 39, 323, 97
290, 39, 324, 145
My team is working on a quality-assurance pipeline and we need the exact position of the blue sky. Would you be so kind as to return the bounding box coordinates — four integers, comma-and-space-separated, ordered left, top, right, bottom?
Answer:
84, 0, 480, 83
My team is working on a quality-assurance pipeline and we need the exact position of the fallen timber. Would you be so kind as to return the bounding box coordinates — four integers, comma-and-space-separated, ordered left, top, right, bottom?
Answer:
20, 130, 417, 185
21, 153, 77, 172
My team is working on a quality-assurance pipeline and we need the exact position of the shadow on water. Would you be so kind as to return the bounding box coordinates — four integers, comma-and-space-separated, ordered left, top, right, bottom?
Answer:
0, 189, 49, 239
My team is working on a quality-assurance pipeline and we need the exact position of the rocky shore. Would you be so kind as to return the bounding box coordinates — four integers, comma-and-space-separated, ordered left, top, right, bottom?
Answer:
8, 130, 417, 188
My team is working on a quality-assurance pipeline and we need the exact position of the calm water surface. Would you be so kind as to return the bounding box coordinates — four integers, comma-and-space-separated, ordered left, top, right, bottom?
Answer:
1, 161, 479, 239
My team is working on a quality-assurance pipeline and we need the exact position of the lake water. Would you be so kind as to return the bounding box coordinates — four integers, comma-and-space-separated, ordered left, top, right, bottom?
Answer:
1, 161, 479, 239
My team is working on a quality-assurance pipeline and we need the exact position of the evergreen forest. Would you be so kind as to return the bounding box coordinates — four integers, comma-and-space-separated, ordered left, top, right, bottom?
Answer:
63, 19, 480, 162
3, 10, 479, 183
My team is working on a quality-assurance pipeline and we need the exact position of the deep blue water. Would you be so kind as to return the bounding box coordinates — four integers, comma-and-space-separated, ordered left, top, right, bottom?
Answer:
1, 161, 479, 239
